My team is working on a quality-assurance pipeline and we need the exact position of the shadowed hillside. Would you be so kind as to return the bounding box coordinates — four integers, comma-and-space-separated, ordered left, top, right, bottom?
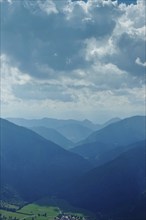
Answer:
0, 119, 92, 202
31, 126, 73, 149
71, 116, 146, 165
67, 141, 146, 220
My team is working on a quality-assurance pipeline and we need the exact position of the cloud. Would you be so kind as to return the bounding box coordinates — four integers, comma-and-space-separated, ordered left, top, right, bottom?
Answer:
0, 54, 73, 103
0, 0, 13, 3
1, 0, 119, 74
23, 0, 58, 15
82, 0, 146, 77
135, 57, 146, 67
1, 0, 145, 121
0, 54, 31, 104
38, 0, 58, 15
83, 37, 117, 61
1, 52, 145, 121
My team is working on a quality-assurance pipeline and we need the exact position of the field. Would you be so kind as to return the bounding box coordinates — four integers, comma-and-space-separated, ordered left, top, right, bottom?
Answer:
0, 197, 94, 220
0, 204, 60, 220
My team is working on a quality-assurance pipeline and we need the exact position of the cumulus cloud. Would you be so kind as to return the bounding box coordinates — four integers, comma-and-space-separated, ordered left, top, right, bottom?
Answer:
0, 54, 74, 103
83, 37, 117, 61
0, 54, 31, 106
135, 57, 146, 67
23, 0, 58, 15
1, 0, 145, 121
0, 0, 13, 3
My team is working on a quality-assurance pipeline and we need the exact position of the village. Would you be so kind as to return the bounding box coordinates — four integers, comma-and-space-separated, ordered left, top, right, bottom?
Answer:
54, 213, 87, 220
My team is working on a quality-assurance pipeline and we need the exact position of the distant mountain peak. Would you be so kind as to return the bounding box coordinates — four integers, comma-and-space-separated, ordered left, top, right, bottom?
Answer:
83, 119, 92, 123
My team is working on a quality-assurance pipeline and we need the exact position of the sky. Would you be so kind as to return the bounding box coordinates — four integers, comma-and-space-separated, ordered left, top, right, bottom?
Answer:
0, 0, 146, 123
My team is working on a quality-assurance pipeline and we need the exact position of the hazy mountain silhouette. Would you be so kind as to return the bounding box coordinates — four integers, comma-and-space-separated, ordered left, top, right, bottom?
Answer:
6, 117, 123, 144
7, 117, 96, 130
71, 116, 146, 165
1, 116, 145, 220
71, 141, 114, 166
67, 141, 146, 219
30, 126, 73, 149
85, 116, 145, 145
7, 117, 96, 142
0, 118, 92, 201
102, 117, 121, 127
56, 123, 93, 143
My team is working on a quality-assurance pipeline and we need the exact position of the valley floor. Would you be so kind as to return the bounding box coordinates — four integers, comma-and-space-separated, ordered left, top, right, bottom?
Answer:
0, 197, 95, 220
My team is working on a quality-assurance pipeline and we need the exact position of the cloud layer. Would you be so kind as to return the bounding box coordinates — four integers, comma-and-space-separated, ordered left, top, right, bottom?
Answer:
1, 0, 145, 122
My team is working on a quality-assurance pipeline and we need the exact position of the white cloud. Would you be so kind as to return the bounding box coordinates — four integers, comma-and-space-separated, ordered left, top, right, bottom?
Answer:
0, 0, 13, 3
83, 37, 116, 61
118, 0, 145, 37
38, 0, 58, 15
1, 55, 31, 85
135, 57, 146, 67
0, 55, 31, 104
22, 0, 58, 15
81, 0, 145, 78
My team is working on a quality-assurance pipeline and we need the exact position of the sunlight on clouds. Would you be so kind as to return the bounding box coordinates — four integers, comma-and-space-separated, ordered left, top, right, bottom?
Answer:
83, 37, 116, 61
1, 0, 145, 121
0, 54, 31, 104
118, 0, 145, 36
38, 0, 58, 15
135, 57, 146, 67
1, 55, 31, 85
0, 0, 13, 3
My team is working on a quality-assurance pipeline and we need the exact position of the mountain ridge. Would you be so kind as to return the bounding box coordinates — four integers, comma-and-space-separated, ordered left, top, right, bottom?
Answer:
0, 118, 92, 201
67, 141, 146, 219
71, 115, 146, 165
30, 126, 73, 149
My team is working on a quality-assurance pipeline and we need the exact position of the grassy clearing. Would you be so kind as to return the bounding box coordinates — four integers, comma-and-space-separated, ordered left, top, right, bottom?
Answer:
35, 197, 93, 217
0, 197, 95, 220
0, 201, 19, 210
0, 205, 59, 220
19, 204, 60, 219
0, 209, 28, 219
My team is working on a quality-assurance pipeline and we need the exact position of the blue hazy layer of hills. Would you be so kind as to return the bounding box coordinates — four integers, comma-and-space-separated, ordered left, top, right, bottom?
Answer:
0, 115, 146, 220
7, 117, 121, 144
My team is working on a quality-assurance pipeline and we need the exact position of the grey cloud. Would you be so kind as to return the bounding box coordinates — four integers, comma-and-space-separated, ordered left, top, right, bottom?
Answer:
1, 0, 145, 121
114, 33, 145, 76
1, 0, 118, 78
12, 83, 73, 102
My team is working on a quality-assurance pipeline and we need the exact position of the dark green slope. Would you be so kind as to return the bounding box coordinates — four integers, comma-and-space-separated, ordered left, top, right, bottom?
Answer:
0, 119, 92, 201
67, 141, 146, 219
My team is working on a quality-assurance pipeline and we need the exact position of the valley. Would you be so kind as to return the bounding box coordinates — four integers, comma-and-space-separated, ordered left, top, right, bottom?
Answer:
0, 116, 145, 220
0, 197, 94, 220
1, 0, 145, 219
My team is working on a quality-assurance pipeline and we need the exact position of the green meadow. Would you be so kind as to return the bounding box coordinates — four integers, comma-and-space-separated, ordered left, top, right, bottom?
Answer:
0, 204, 59, 220
0, 197, 93, 220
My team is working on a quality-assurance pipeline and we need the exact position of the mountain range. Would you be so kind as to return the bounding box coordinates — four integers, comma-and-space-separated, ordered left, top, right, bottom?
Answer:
0, 118, 92, 201
71, 116, 146, 166
7, 117, 121, 143
30, 126, 73, 149
67, 140, 146, 220
7, 117, 96, 142
1, 115, 145, 220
